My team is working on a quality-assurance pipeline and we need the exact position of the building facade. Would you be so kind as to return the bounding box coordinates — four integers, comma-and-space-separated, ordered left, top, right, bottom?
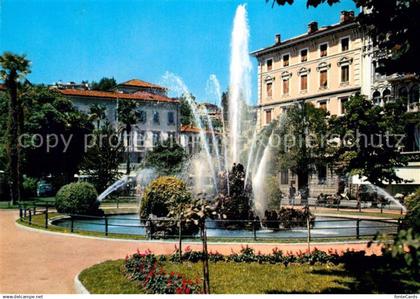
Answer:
54, 79, 180, 168
252, 11, 420, 196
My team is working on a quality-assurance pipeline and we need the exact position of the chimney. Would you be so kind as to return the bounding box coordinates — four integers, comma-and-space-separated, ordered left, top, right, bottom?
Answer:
340, 10, 355, 23
308, 21, 318, 34
275, 34, 281, 44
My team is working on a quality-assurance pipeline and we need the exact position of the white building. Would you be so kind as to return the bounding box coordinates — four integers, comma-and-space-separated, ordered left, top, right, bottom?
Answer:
55, 79, 180, 167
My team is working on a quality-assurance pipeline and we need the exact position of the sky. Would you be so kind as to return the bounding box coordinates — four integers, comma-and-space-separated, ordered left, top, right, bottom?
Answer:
0, 0, 357, 104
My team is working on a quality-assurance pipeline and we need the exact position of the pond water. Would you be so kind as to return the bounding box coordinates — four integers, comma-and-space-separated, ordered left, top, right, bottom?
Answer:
52, 214, 397, 240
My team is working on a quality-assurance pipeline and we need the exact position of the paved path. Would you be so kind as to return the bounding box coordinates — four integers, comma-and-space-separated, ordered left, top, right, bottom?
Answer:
0, 209, 382, 294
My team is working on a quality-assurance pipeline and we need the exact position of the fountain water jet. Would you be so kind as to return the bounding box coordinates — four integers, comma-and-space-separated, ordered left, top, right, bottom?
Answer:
228, 4, 252, 165
162, 72, 218, 193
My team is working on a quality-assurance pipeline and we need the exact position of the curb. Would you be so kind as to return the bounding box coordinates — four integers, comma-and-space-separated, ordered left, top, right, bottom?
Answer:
74, 272, 90, 294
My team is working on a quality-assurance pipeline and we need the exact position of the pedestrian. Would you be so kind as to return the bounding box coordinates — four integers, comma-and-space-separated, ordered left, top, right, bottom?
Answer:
289, 182, 296, 206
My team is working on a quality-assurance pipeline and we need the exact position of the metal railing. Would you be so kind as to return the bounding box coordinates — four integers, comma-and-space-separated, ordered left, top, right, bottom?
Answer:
18, 205, 401, 242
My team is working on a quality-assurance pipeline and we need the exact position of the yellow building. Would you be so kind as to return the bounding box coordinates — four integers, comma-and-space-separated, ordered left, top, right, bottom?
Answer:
251, 11, 363, 197
252, 11, 361, 127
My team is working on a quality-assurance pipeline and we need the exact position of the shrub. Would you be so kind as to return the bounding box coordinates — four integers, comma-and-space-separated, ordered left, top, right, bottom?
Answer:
140, 176, 191, 219
404, 188, 420, 232
22, 177, 38, 198
55, 182, 100, 215
265, 176, 283, 210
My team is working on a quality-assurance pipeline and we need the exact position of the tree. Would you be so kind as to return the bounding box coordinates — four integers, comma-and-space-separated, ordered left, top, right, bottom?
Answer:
0, 52, 31, 204
88, 103, 106, 129
221, 91, 229, 127
329, 94, 408, 187
144, 139, 187, 175
20, 86, 93, 186
117, 99, 140, 175
273, 102, 330, 192
268, 0, 420, 75
80, 122, 124, 193
91, 77, 117, 91
178, 93, 195, 126
140, 176, 191, 219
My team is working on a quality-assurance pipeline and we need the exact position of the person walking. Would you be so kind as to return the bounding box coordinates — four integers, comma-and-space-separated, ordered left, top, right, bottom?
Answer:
289, 182, 296, 206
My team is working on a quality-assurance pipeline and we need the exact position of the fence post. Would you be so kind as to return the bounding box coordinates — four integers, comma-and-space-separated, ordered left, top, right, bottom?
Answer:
397, 218, 401, 233
178, 214, 182, 262
28, 209, 32, 225
306, 215, 311, 252
117, 197, 119, 209
45, 204, 49, 229
71, 215, 74, 233
253, 219, 257, 241
34, 206, 37, 215
19, 206, 23, 220
356, 219, 360, 239
105, 215, 108, 236
24, 204, 27, 218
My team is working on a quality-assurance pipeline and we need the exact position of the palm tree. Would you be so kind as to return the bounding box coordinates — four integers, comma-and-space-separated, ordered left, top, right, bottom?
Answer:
89, 104, 106, 130
117, 99, 140, 175
0, 52, 31, 204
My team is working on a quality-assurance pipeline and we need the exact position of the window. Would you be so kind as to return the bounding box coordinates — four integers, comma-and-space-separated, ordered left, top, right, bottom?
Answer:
283, 54, 289, 67
265, 110, 272, 124
139, 110, 147, 123
341, 97, 348, 114
320, 43, 328, 57
317, 165, 327, 185
167, 132, 176, 143
409, 85, 419, 104
373, 91, 381, 105
341, 65, 349, 83
319, 100, 327, 110
167, 111, 175, 125
280, 169, 289, 185
152, 131, 161, 146
301, 49, 308, 62
300, 74, 308, 91
283, 79, 289, 95
153, 111, 160, 124
383, 89, 391, 103
136, 131, 145, 148
267, 59, 273, 71
266, 82, 272, 97
341, 38, 349, 51
320, 70, 328, 88
399, 87, 408, 99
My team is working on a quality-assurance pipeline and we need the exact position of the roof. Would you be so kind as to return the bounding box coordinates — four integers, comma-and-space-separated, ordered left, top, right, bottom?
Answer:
180, 124, 221, 135
57, 88, 178, 103
118, 79, 167, 90
251, 21, 358, 57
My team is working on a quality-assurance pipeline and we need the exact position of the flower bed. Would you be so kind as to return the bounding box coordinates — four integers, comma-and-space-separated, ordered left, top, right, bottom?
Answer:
124, 245, 370, 294
168, 245, 361, 266
124, 249, 202, 294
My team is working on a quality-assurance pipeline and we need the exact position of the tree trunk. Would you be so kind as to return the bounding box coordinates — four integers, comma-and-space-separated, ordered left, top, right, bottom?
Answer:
201, 221, 210, 294
7, 72, 21, 205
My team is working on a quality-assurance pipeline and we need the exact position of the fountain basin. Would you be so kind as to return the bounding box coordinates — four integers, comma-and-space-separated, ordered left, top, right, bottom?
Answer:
52, 214, 398, 240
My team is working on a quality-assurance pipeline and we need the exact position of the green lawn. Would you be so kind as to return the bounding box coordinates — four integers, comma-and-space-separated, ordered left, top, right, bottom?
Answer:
79, 260, 144, 294
80, 258, 419, 294
80, 259, 353, 294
